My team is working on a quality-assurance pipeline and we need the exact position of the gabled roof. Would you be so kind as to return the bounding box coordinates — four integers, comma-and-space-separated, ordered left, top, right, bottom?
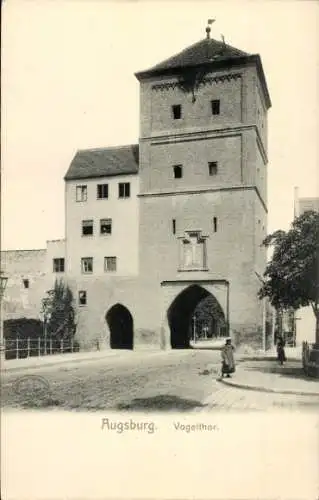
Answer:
64, 144, 139, 181
135, 38, 249, 79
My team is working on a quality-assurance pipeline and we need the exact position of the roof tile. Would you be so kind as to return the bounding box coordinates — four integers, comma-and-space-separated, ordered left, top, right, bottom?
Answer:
65, 144, 139, 180
136, 38, 250, 78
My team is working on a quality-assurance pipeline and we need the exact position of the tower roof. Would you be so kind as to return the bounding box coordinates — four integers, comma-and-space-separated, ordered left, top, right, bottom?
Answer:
136, 38, 249, 76
135, 37, 271, 108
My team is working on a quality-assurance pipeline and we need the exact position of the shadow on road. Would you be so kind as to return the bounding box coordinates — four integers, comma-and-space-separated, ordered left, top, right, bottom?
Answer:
116, 394, 206, 412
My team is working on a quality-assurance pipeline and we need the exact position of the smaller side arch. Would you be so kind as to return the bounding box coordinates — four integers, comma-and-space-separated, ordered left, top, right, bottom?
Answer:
106, 303, 134, 349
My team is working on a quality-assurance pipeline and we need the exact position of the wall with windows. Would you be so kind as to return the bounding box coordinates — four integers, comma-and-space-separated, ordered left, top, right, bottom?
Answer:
150, 72, 242, 135
139, 69, 244, 138
141, 135, 242, 193
65, 174, 139, 278
139, 65, 265, 138
1, 249, 48, 320
1, 240, 67, 322
46, 239, 66, 287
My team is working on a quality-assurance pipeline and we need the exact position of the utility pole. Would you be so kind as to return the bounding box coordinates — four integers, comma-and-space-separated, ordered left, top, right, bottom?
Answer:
193, 314, 196, 343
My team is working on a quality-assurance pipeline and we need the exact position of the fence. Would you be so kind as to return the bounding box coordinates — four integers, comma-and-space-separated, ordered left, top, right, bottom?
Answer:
3, 337, 85, 360
302, 341, 319, 377
190, 318, 228, 342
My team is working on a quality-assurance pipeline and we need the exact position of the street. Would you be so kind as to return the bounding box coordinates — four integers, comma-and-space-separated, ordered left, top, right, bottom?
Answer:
2, 349, 318, 412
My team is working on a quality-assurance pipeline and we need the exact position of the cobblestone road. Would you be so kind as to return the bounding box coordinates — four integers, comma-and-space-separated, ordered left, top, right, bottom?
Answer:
2, 349, 318, 412
199, 381, 319, 412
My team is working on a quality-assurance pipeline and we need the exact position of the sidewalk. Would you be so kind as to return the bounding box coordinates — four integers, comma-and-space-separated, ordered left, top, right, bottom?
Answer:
220, 355, 319, 396
1, 350, 127, 373
1, 348, 165, 373
0, 347, 186, 373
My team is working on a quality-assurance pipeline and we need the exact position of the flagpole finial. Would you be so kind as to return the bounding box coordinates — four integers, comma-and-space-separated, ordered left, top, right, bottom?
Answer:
206, 19, 215, 39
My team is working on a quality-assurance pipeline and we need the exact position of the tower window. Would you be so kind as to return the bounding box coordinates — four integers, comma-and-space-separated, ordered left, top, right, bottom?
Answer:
100, 218, 112, 235
97, 184, 109, 199
78, 291, 87, 306
208, 162, 218, 176
172, 219, 176, 234
119, 182, 130, 198
211, 100, 220, 115
81, 257, 93, 273
53, 258, 65, 273
23, 279, 29, 289
172, 105, 182, 120
82, 220, 94, 236
76, 185, 87, 202
173, 165, 183, 179
213, 217, 218, 233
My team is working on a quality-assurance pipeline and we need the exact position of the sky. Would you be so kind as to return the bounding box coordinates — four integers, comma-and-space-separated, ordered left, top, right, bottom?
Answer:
1, 0, 319, 251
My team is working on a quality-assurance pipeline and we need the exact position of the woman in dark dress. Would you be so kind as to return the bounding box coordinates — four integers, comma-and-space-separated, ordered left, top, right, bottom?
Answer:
276, 336, 286, 365
221, 338, 235, 377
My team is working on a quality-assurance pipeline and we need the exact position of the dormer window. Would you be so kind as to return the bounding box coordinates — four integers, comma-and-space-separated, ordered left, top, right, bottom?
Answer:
173, 165, 183, 179
172, 105, 182, 120
211, 100, 220, 115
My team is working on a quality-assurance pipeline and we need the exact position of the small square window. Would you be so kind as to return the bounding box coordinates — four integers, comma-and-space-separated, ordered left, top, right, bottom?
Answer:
100, 218, 112, 235
76, 185, 87, 202
97, 184, 109, 199
78, 291, 87, 306
53, 258, 65, 273
172, 105, 182, 120
104, 256, 117, 272
173, 165, 183, 179
81, 257, 93, 273
23, 279, 29, 289
82, 220, 93, 236
172, 219, 176, 235
211, 100, 220, 115
119, 183, 130, 198
208, 162, 218, 176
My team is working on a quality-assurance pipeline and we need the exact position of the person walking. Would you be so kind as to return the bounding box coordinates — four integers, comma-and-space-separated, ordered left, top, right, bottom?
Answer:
276, 336, 286, 365
221, 337, 235, 378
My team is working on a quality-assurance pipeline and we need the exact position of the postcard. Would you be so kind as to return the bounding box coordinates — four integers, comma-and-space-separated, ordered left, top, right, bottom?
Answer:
1, 1, 318, 499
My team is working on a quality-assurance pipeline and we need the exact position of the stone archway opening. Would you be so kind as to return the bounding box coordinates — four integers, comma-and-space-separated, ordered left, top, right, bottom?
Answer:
167, 284, 227, 349
106, 304, 134, 349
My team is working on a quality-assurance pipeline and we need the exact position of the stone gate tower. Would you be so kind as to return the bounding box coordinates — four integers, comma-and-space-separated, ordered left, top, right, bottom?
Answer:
134, 29, 271, 348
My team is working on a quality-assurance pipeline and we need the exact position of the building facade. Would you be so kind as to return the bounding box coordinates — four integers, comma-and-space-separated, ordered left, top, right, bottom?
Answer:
293, 190, 319, 344
1, 34, 272, 350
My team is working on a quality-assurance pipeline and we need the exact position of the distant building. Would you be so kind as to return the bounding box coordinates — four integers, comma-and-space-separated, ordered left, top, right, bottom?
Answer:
1, 28, 272, 350
293, 188, 319, 344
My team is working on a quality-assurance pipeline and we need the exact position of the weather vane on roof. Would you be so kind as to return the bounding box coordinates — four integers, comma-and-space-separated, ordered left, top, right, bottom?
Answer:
206, 19, 215, 39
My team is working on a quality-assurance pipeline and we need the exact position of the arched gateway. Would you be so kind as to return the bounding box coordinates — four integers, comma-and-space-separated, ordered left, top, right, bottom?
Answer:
167, 285, 226, 348
106, 304, 134, 349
